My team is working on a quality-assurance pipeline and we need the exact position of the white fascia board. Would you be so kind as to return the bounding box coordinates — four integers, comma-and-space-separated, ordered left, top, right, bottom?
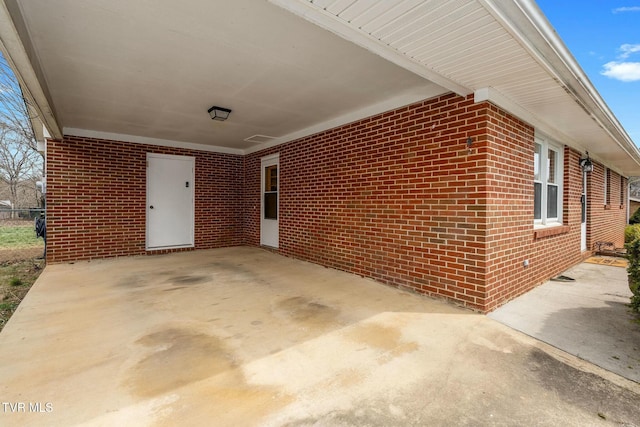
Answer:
63, 128, 244, 156
268, 0, 472, 97
0, 0, 61, 139
244, 85, 449, 155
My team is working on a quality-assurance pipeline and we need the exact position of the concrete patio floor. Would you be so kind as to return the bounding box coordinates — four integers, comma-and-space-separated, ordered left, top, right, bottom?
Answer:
1, 247, 639, 426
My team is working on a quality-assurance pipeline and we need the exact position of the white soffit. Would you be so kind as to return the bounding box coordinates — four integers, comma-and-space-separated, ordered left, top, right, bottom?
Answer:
269, 0, 473, 96
275, 0, 640, 175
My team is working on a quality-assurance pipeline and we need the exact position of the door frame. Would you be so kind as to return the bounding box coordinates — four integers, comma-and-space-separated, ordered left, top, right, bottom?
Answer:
260, 153, 279, 248
146, 153, 195, 250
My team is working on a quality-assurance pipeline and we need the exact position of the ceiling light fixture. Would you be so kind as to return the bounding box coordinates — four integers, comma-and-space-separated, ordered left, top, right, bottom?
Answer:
208, 106, 232, 121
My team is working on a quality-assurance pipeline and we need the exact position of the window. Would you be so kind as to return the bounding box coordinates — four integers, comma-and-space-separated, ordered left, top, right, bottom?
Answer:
604, 167, 611, 205
264, 165, 278, 219
604, 167, 608, 205
534, 137, 563, 226
620, 175, 625, 207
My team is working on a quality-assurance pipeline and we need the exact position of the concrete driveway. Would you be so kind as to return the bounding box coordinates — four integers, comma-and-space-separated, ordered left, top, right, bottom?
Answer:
0, 247, 639, 426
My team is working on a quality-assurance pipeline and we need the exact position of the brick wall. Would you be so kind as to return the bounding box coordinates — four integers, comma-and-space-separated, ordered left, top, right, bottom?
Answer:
245, 94, 493, 310
483, 131, 586, 310
46, 136, 243, 262
245, 95, 626, 312
588, 163, 627, 249
46, 95, 628, 311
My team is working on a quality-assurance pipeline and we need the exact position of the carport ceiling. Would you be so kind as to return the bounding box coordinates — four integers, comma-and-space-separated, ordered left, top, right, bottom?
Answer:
8, 0, 447, 151
4, 0, 640, 174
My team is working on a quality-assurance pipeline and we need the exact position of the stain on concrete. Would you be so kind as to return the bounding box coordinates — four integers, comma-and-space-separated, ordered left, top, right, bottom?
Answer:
126, 327, 236, 397
336, 370, 366, 388
162, 286, 187, 292
281, 403, 414, 427
205, 261, 262, 282
156, 371, 294, 427
274, 296, 340, 326
115, 276, 147, 289
346, 323, 418, 357
168, 275, 209, 285
470, 336, 513, 354
528, 349, 640, 424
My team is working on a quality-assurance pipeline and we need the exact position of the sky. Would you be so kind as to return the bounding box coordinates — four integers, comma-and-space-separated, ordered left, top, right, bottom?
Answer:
535, 0, 640, 145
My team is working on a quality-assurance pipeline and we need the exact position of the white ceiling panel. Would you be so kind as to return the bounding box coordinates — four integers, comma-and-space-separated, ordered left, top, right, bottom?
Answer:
310, 0, 335, 7
6, 0, 447, 151
325, 0, 357, 15
359, 0, 426, 34
338, 0, 383, 23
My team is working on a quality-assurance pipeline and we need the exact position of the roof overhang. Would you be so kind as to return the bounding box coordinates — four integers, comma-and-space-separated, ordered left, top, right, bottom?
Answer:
479, 0, 640, 176
0, 0, 61, 140
1, 0, 639, 175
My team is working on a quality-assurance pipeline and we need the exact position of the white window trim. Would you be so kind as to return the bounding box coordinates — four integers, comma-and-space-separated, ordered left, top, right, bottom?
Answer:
534, 136, 563, 228
604, 167, 608, 205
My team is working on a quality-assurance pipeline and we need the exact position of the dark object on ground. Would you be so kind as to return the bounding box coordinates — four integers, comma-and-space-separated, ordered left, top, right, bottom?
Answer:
551, 275, 575, 282
34, 215, 46, 259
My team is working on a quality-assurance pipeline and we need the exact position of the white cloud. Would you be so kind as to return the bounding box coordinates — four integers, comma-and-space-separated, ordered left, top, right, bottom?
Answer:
613, 6, 640, 13
601, 61, 640, 81
619, 44, 640, 59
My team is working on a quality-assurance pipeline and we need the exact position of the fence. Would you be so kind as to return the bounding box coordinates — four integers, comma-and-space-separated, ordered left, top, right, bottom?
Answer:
0, 209, 45, 221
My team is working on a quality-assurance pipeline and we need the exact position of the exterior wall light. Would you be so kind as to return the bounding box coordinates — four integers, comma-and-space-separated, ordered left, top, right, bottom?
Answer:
208, 106, 232, 121
579, 152, 593, 173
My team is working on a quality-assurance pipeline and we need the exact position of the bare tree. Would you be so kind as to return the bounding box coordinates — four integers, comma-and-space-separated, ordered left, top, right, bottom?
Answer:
0, 55, 37, 149
0, 54, 43, 214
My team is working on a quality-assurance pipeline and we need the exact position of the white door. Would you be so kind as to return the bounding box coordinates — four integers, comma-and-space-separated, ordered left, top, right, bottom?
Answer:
581, 171, 587, 252
147, 153, 195, 249
261, 154, 279, 248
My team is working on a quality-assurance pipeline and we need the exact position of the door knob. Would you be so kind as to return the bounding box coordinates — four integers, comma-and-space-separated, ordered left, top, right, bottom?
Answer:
150, 205, 154, 209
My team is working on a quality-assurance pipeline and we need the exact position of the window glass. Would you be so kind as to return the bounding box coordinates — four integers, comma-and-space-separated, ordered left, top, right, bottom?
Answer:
534, 182, 542, 220
264, 193, 277, 219
534, 138, 563, 225
547, 149, 556, 184
264, 164, 278, 219
604, 167, 608, 204
265, 165, 277, 191
534, 144, 541, 181
547, 184, 558, 218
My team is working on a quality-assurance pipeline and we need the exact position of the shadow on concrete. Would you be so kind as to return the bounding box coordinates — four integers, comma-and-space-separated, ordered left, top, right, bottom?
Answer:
537, 300, 640, 383
526, 348, 640, 424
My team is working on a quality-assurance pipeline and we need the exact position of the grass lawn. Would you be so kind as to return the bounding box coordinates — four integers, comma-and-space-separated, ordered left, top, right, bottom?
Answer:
0, 223, 44, 249
0, 222, 45, 332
